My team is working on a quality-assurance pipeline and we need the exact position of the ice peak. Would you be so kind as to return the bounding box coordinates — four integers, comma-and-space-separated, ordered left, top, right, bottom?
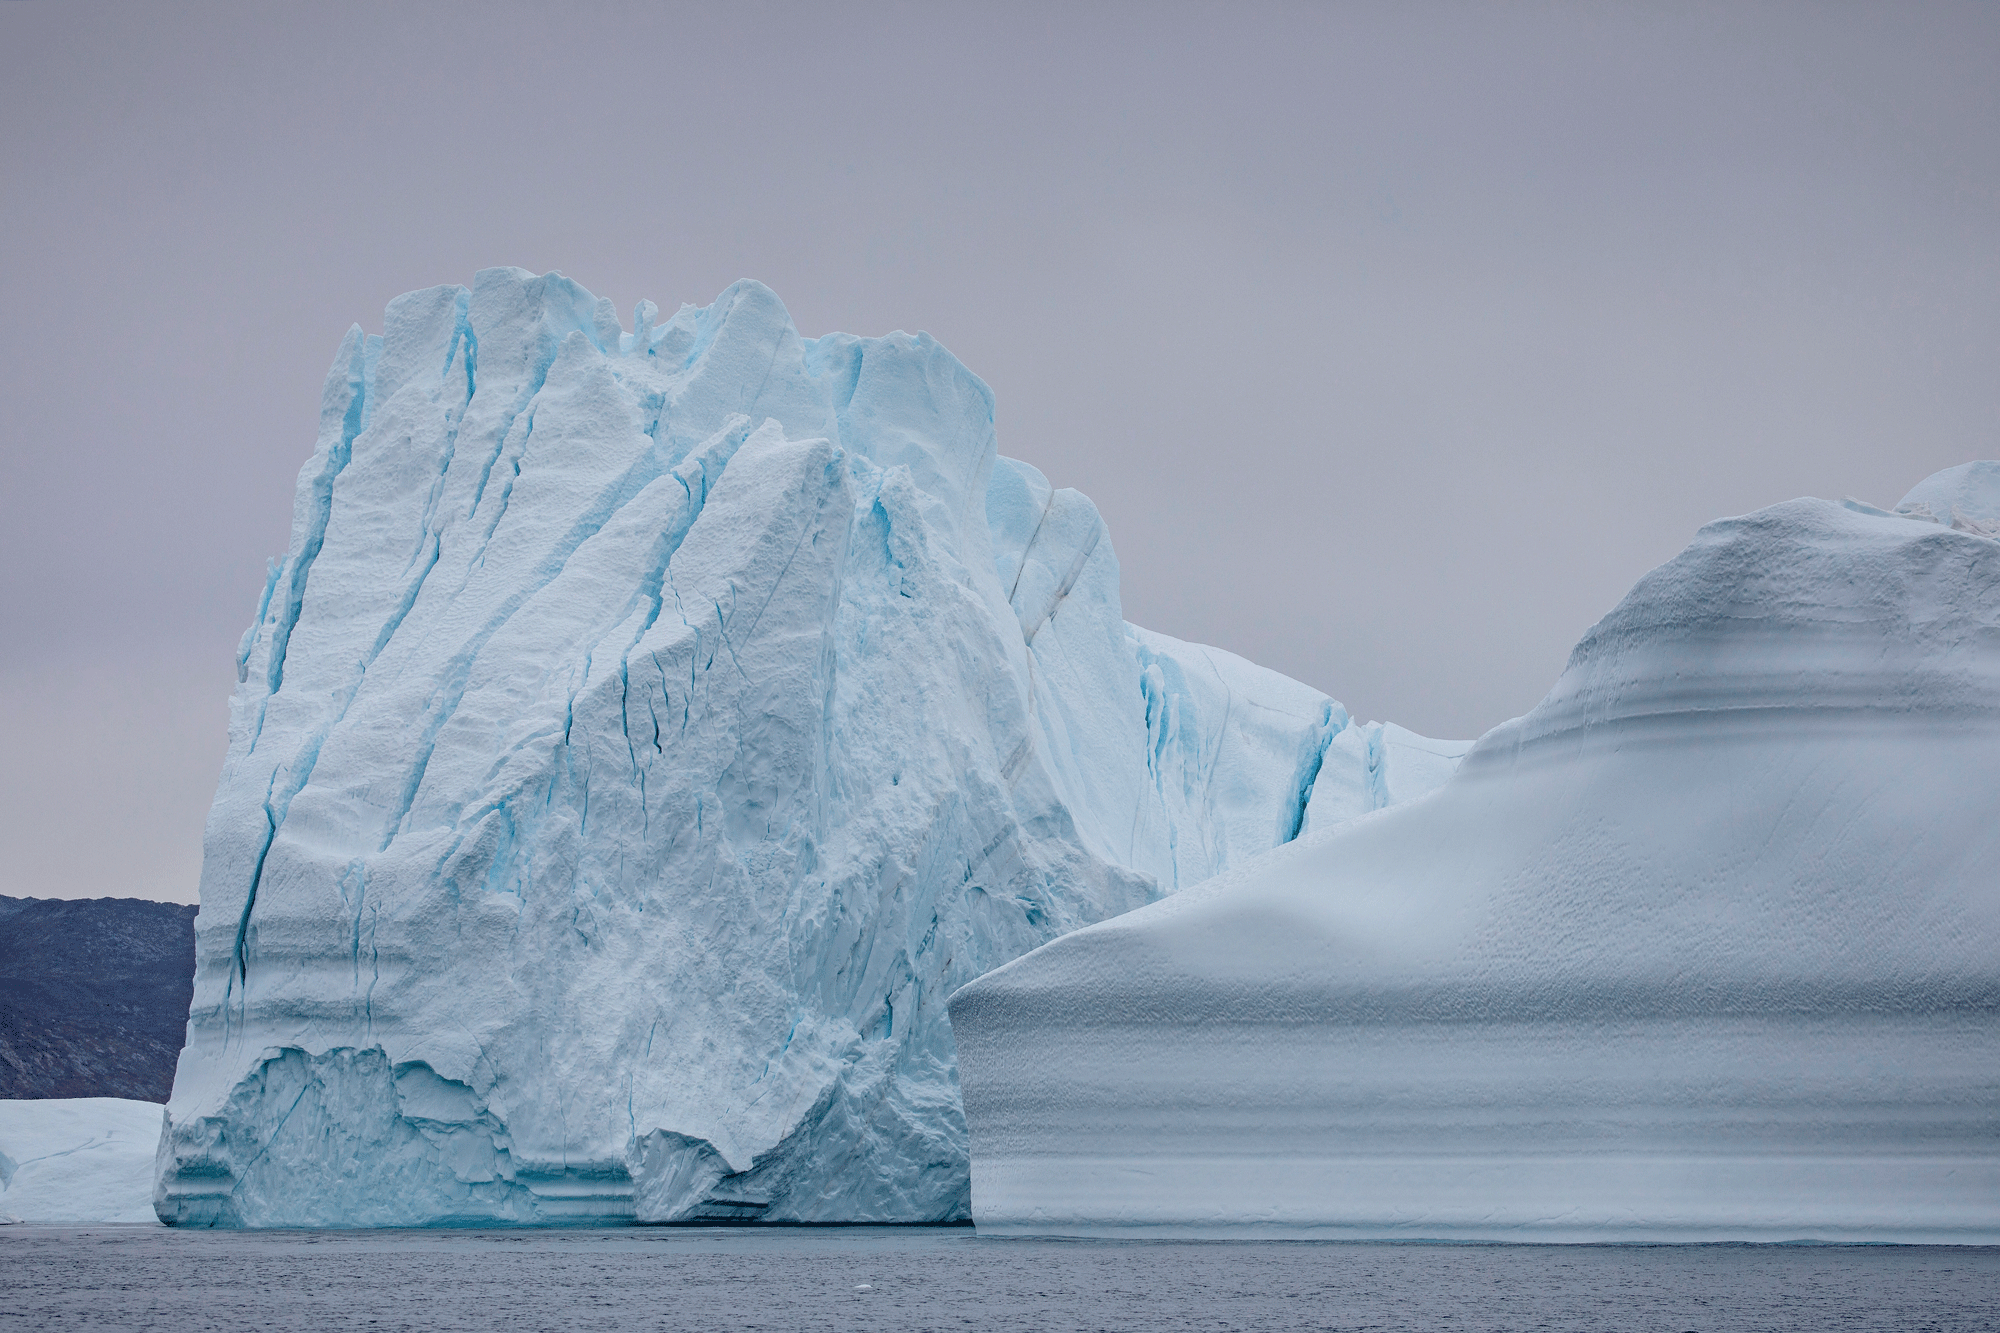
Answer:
1897, 460, 2000, 536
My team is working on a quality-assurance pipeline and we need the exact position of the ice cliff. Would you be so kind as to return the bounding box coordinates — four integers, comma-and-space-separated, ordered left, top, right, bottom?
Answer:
156, 270, 1460, 1226
950, 465, 2000, 1242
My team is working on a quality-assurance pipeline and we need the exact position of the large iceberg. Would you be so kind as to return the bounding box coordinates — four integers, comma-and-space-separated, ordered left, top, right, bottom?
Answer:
950, 469, 2000, 1242
157, 270, 1459, 1226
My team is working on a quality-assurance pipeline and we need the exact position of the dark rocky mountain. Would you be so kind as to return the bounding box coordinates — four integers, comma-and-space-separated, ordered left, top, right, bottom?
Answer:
0, 895, 196, 1101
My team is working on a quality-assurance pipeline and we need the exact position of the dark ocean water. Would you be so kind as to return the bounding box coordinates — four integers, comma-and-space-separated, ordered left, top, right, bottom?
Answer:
2, 1225, 1995, 1332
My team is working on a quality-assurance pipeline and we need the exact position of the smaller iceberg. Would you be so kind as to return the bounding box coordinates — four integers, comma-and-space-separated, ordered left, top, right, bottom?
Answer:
0, 1098, 164, 1223
949, 465, 2000, 1243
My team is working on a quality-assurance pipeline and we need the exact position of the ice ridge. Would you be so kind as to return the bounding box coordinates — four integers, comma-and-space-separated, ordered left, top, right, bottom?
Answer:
157, 270, 1461, 1227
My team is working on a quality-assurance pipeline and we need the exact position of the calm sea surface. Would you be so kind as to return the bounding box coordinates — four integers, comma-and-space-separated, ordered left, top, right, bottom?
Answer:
2, 1226, 1995, 1332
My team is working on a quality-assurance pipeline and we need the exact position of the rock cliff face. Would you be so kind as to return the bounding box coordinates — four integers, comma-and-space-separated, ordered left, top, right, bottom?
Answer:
951, 471, 2000, 1243
157, 270, 1459, 1227
0, 896, 195, 1102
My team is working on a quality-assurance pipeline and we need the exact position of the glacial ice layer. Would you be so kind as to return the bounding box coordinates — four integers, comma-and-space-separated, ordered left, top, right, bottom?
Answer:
950, 469, 2000, 1242
157, 270, 1461, 1226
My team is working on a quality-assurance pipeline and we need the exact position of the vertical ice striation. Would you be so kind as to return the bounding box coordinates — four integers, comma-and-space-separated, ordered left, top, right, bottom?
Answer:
158, 271, 1460, 1226
950, 474, 2000, 1242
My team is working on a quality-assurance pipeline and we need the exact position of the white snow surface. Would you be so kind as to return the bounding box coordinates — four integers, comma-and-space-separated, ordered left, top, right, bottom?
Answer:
158, 270, 1458, 1227
950, 472, 2000, 1243
0, 1099, 163, 1224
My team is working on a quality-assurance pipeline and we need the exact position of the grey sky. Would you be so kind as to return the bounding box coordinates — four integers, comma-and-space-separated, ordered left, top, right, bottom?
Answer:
3, 2, 1995, 903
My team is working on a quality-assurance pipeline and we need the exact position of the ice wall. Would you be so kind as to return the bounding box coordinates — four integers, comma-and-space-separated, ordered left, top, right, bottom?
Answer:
950, 471, 2000, 1242
157, 271, 1458, 1226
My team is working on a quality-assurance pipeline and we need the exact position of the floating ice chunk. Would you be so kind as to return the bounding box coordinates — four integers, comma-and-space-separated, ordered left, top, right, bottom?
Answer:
0, 1098, 164, 1224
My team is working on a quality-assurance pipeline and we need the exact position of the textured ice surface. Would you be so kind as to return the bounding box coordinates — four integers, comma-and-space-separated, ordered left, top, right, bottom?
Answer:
157, 271, 1458, 1227
0, 1098, 163, 1223
951, 471, 2000, 1242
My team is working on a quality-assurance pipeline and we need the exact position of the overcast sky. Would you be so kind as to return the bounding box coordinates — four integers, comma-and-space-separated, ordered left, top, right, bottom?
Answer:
3, 1, 1995, 903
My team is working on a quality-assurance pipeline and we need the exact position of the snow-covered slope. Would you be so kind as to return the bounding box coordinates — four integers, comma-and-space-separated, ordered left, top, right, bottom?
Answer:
950, 468, 2000, 1242
1, 1099, 163, 1223
157, 270, 1459, 1227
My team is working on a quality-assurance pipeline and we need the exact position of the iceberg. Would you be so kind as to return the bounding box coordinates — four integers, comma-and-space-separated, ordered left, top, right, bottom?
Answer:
950, 468, 2000, 1243
0, 1098, 164, 1224
156, 270, 1459, 1226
